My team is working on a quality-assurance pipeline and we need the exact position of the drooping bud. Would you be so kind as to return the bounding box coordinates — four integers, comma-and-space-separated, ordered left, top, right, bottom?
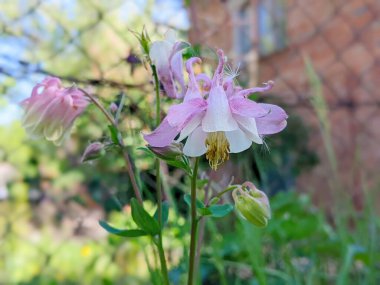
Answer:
232, 182, 271, 227
148, 142, 183, 161
109, 103, 118, 113
21, 77, 89, 145
81, 142, 105, 163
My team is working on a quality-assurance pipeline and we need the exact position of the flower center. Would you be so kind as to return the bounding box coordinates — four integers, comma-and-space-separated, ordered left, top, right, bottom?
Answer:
205, 131, 230, 170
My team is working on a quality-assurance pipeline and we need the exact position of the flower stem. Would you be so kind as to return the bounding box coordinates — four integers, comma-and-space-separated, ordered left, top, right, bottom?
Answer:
152, 65, 161, 126
212, 185, 239, 202
188, 157, 200, 285
80, 88, 143, 204
151, 64, 170, 285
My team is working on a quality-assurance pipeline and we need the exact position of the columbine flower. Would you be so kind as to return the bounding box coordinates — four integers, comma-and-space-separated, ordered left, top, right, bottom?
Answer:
149, 30, 189, 99
21, 76, 89, 145
144, 49, 288, 170
232, 182, 271, 227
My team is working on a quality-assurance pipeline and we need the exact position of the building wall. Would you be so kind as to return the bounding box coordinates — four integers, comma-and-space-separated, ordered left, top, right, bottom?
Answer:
189, 0, 380, 208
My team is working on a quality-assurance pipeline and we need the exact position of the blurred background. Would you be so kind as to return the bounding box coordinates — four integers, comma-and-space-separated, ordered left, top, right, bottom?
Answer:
0, 0, 379, 284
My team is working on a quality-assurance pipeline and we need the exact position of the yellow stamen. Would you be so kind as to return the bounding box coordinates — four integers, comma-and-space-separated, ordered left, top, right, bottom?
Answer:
205, 132, 230, 170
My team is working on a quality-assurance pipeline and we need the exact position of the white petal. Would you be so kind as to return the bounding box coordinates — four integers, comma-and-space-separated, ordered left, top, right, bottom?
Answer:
201, 86, 238, 132
176, 112, 203, 142
234, 114, 263, 144
164, 29, 177, 44
183, 126, 207, 157
149, 41, 172, 67
225, 129, 252, 153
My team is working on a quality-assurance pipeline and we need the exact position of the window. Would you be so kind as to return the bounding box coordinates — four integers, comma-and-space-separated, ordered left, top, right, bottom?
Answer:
257, 0, 287, 56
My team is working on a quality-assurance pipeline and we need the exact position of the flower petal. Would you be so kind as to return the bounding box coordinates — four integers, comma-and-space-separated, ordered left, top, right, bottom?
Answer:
229, 97, 268, 118
225, 129, 252, 153
149, 40, 172, 68
143, 118, 179, 147
235, 81, 274, 98
183, 126, 207, 157
256, 103, 288, 135
166, 98, 207, 128
202, 86, 238, 132
176, 112, 204, 142
234, 114, 263, 144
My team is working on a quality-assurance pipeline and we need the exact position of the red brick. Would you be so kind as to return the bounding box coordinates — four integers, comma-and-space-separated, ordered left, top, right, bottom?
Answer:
297, 0, 335, 23
287, 7, 316, 44
362, 65, 380, 95
361, 20, 380, 57
341, 43, 373, 75
300, 35, 336, 71
352, 87, 372, 104
341, 0, 374, 30
323, 16, 354, 51
321, 62, 348, 98
258, 63, 276, 80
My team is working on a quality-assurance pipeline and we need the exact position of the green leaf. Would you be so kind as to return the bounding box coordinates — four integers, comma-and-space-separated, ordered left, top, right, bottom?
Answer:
154, 201, 170, 228
99, 220, 147, 237
209, 204, 234, 218
184, 194, 212, 216
131, 198, 160, 235
108, 125, 120, 144
184, 194, 205, 209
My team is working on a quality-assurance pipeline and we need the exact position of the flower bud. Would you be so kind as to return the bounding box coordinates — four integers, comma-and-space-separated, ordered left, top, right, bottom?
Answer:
148, 142, 183, 161
109, 103, 118, 113
81, 142, 105, 163
232, 182, 271, 227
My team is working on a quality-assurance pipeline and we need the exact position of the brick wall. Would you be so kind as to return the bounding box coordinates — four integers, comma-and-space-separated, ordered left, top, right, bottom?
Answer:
189, 0, 380, 207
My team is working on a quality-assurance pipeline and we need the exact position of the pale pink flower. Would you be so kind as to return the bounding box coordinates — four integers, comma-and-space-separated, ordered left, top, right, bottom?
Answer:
21, 77, 89, 145
144, 50, 288, 170
149, 30, 189, 99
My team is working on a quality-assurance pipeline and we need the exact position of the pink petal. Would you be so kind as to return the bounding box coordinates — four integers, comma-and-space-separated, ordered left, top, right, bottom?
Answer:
143, 118, 180, 147
229, 97, 268, 118
184, 57, 203, 102
166, 98, 207, 129
255, 103, 288, 135
235, 81, 274, 98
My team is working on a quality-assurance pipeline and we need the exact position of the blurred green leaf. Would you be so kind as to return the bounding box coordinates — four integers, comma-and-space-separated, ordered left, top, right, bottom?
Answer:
131, 198, 160, 235
99, 220, 147, 237
209, 204, 234, 218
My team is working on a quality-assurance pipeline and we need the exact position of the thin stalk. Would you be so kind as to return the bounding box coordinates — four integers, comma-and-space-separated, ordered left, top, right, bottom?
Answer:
155, 237, 170, 285
80, 88, 143, 204
151, 64, 170, 285
187, 157, 200, 285
211, 185, 238, 202
152, 65, 161, 126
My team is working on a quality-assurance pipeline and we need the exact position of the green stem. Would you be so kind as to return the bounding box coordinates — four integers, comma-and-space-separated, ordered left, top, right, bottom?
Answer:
152, 65, 161, 126
187, 157, 200, 285
156, 237, 170, 285
80, 88, 143, 204
151, 64, 170, 285
209, 185, 239, 204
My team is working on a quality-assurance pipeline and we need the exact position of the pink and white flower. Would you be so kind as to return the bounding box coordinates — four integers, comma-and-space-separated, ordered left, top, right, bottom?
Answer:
21, 76, 89, 145
144, 49, 288, 170
149, 30, 189, 99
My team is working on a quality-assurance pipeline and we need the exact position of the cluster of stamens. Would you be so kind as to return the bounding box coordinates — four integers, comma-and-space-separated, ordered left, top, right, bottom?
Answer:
205, 132, 230, 170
